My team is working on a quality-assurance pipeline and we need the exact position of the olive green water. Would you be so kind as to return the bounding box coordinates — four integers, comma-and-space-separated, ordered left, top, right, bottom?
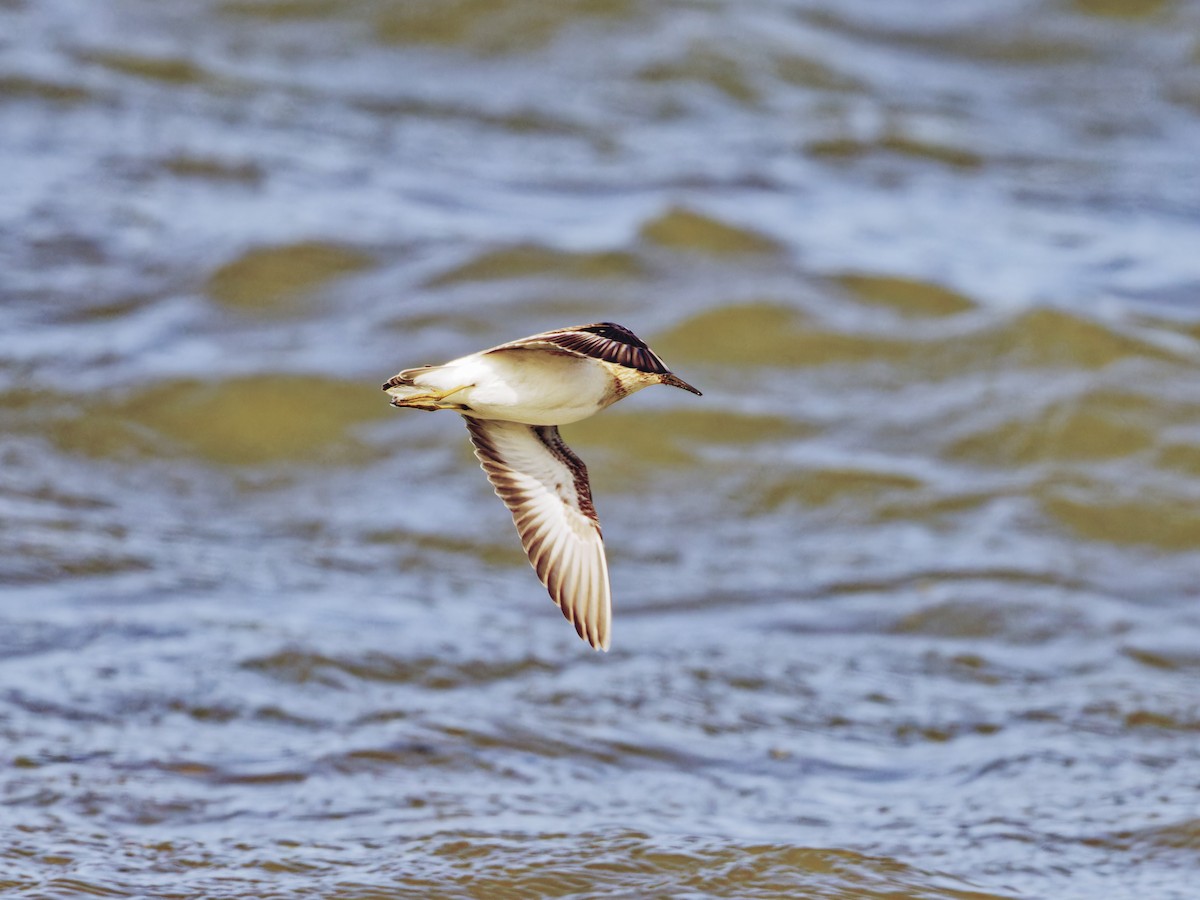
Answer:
3, 1, 1200, 897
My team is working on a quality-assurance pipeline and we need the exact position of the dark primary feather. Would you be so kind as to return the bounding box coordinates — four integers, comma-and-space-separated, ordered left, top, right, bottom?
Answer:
491, 322, 673, 375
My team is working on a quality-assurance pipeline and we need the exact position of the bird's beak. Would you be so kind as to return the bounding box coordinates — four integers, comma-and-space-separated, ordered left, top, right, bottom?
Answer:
660, 373, 702, 396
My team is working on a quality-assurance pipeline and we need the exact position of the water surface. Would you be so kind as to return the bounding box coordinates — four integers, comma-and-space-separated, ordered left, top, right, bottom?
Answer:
3, 0, 1200, 897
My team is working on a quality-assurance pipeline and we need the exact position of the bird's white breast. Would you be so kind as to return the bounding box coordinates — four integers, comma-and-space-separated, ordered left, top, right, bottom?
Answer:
447, 350, 623, 425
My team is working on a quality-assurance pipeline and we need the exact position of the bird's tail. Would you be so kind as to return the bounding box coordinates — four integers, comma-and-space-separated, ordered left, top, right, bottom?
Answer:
382, 365, 434, 391
382, 365, 470, 411
381, 364, 444, 393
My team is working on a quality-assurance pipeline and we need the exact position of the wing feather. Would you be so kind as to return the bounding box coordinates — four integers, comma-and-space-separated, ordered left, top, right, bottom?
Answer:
487, 322, 671, 376
463, 416, 612, 651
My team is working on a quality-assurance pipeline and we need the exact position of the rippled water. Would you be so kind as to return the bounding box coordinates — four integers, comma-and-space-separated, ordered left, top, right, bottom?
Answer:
4, 0, 1200, 897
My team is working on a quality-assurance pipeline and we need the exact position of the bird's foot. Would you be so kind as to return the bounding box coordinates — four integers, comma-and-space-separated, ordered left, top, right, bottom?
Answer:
387, 384, 473, 411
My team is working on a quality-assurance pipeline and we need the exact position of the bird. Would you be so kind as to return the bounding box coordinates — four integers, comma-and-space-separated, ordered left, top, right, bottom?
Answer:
382, 322, 701, 651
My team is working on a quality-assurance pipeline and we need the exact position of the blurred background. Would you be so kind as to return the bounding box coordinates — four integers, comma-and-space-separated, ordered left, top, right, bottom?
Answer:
3, 0, 1200, 897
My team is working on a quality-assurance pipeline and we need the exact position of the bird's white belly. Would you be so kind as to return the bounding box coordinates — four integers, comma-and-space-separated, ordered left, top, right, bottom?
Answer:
446, 350, 617, 425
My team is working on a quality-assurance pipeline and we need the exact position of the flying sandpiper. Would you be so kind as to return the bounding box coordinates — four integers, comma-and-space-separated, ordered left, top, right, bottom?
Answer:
383, 322, 701, 651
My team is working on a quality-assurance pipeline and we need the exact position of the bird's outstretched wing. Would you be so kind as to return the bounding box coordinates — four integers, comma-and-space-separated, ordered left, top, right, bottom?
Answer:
463, 416, 611, 651
488, 322, 672, 375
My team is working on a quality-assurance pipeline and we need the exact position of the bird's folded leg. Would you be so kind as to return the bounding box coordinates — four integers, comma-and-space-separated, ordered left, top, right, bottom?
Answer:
386, 383, 473, 411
